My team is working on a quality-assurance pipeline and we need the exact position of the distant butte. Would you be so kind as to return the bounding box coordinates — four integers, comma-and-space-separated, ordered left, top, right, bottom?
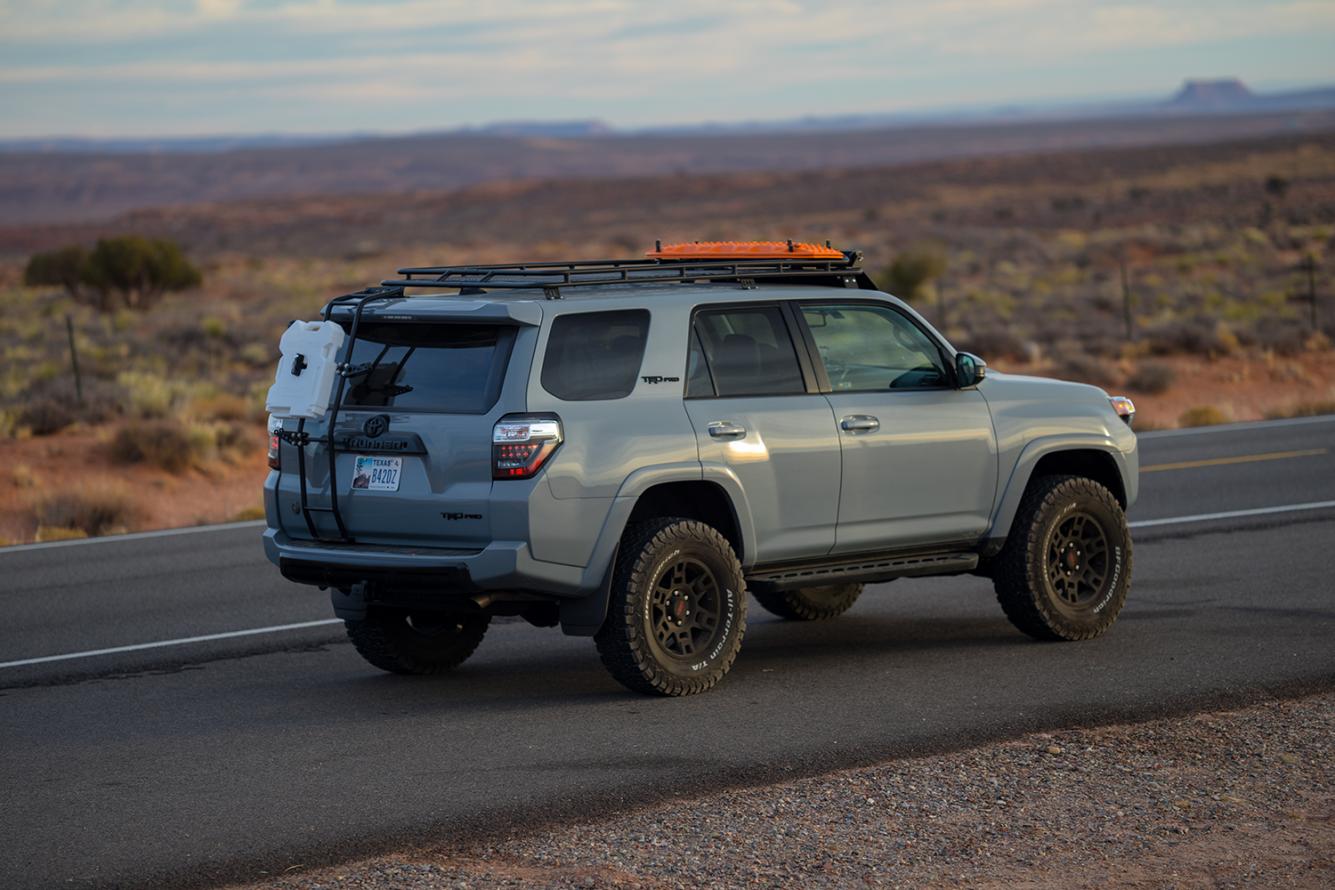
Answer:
1169, 78, 1255, 107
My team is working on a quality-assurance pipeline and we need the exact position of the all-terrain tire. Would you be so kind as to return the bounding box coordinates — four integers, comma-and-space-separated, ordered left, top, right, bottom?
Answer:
753, 583, 864, 620
595, 518, 747, 696
993, 474, 1132, 641
345, 609, 490, 675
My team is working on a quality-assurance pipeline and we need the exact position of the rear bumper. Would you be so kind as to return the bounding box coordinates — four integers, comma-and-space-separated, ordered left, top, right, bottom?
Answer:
263, 528, 585, 596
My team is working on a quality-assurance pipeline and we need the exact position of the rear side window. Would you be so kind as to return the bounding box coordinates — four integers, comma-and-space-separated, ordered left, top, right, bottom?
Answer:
542, 309, 650, 401
692, 306, 806, 397
341, 323, 516, 414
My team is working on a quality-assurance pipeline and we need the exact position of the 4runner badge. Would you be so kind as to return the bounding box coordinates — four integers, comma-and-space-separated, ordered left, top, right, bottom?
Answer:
362, 414, 390, 438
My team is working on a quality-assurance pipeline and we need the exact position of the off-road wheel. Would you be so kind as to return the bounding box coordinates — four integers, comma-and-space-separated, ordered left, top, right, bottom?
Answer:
345, 608, 490, 675
753, 583, 864, 620
993, 474, 1132, 641
595, 518, 747, 696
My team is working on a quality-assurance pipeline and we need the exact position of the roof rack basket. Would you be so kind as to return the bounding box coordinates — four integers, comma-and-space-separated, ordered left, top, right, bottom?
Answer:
380, 249, 876, 299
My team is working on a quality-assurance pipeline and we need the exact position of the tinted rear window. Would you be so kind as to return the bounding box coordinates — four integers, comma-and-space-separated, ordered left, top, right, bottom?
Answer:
541, 310, 650, 401
341, 323, 515, 414
693, 306, 806, 397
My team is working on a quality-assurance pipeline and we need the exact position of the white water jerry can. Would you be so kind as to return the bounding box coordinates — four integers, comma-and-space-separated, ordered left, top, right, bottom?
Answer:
265, 320, 346, 419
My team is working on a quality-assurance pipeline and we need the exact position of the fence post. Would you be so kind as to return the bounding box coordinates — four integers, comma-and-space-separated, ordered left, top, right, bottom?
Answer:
65, 314, 84, 405
1301, 253, 1318, 331
1119, 260, 1134, 341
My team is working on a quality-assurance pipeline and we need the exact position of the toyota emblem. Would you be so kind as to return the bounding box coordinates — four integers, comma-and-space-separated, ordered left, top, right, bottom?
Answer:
362, 414, 390, 438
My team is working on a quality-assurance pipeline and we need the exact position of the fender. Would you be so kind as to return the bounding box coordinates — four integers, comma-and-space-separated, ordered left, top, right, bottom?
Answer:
558, 462, 759, 635
985, 433, 1136, 553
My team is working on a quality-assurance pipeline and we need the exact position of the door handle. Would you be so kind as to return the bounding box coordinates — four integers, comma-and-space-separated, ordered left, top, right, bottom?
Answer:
840, 415, 880, 433
707, 421, 748, 440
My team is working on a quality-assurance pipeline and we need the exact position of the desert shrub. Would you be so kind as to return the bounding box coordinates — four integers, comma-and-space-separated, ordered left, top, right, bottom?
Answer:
17, 397, 75, 436
1264, 400, 1335, 419
231, 505, 266, 522
81, 236, 202, 310
23, 245, 88, 296
34, 482, 137, 536
1126, 361, 1176, 394
108, 419, 204, 473
884, 247, 947, 300
117, 370, 179, 418
954, 325, 1026, 360
1179, 405, 1230, 427
24, 237, 201, 312
1145, 318, 1225, 356
1051, 352, 1118, 387
190, 392, 255, 423
1243, 317, 1308, 356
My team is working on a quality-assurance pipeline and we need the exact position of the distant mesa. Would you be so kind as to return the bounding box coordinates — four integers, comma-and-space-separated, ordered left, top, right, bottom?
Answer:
1168, 78, 1255, 108
475, 120, 613, 138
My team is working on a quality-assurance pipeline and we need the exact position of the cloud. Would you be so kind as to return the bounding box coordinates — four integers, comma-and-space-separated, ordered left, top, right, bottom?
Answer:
0, 0, 1332, 136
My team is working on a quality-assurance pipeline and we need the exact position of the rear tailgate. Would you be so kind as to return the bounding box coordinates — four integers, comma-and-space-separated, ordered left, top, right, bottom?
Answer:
275, 312, 537, 549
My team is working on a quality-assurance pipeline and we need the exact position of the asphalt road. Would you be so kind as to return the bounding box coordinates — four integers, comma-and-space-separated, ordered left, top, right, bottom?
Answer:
2, 415, 1334, 889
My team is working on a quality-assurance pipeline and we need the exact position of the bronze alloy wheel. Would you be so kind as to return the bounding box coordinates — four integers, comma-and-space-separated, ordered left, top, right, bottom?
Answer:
644, 556, 724, 664
1044, 511, 1112, 611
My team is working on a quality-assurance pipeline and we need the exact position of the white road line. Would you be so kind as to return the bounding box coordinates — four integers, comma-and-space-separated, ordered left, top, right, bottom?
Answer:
1139, 414, 1335, 439
1131, 500, 1335, 529
0, 618, 343, 670
0, 520, 265, 555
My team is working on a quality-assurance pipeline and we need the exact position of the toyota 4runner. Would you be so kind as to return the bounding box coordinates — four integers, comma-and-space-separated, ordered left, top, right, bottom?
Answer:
263, 242, 1138, 695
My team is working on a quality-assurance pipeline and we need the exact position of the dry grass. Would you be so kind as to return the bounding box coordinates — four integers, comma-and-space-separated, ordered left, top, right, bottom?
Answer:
33, 481, 137, 537
1179, 405, 1232, 427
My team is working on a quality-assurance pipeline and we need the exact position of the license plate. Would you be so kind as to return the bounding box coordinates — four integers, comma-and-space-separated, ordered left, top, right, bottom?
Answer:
352, 455, 401, 491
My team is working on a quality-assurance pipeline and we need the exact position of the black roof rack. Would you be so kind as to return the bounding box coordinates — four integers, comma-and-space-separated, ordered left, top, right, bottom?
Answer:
380, 250, 877, 298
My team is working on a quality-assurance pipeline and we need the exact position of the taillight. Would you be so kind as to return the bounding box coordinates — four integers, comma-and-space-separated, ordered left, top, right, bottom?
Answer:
267, 415, 282, 470
493, 414, 562, 480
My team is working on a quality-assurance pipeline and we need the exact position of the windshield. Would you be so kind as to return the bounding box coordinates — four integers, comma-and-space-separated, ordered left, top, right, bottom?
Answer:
340, 322, 515, 413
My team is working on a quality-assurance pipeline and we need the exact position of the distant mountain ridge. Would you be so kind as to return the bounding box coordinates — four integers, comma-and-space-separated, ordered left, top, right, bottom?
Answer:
4, 81, 1333, 156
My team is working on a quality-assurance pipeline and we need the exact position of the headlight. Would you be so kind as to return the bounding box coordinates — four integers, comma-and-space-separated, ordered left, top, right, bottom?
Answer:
1109, 396, 1136, 428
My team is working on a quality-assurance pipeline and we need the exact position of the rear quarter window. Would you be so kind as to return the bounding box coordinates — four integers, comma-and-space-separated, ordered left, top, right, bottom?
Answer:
541, 309, 650, 401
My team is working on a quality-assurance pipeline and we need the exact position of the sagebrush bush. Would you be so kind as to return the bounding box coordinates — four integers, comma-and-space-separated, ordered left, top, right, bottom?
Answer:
35, 482, 137, 536
108, 419, 204, 473
1126, 361, 1176, 394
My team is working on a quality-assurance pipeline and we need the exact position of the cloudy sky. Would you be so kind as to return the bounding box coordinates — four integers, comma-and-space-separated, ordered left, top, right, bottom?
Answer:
2, 0, 1333, 138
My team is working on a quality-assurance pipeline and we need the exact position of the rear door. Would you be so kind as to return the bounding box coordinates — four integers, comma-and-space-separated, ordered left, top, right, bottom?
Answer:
794, 300, 998, 553
683, 303, 841, 565
277, 320, 525, 548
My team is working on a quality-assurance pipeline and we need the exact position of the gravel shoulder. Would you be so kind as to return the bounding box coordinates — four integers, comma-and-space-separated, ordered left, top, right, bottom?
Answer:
238, 692, 1335, 889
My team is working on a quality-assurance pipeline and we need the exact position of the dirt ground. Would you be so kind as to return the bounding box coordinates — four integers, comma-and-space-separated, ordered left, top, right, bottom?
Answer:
0, 427, 267, 545
233, 691, 1335, 889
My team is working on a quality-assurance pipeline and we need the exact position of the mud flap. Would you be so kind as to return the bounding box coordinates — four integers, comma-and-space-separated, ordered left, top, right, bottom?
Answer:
558, 545, 617, 636
330, 582, 368, 621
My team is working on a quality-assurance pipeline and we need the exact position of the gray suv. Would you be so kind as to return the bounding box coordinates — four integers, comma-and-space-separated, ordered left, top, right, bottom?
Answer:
263, 244, 1137, 696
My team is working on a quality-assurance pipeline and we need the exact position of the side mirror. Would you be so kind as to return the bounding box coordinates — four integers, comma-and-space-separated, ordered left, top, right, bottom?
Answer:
955, 352, 987, 388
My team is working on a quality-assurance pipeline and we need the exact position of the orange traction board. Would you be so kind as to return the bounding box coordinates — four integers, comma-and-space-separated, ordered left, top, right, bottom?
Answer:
646, 240, 844, 260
